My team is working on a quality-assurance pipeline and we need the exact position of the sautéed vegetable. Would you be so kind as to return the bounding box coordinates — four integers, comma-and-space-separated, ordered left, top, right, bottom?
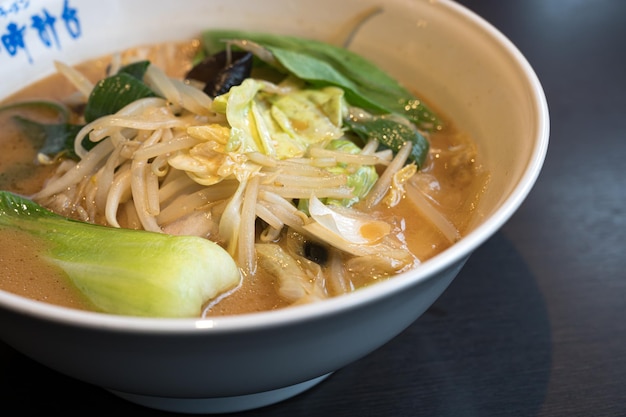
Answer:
0, 33, 488, 317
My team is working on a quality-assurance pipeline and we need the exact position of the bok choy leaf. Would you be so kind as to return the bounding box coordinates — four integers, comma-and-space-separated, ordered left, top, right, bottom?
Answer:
0, 191, 240, 318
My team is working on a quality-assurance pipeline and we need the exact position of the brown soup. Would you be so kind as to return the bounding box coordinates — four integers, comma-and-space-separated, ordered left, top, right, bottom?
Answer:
0, 40, 488, 316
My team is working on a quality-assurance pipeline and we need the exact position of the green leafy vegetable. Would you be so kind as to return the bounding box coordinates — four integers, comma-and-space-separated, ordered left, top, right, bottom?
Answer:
201, 30, 442, 131
0, 99, 87, 160
4, 62, 157, 160
118, 60, 152, 79
324, 139, 378, 207
0, 191, 240, 318
214, 79, 345, 158
344, 115, 429, 167
83, 60, 156, 123
11, 116, 89, 161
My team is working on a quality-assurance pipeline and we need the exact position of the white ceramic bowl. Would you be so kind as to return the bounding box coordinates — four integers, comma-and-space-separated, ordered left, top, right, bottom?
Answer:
0, 0, 549, 414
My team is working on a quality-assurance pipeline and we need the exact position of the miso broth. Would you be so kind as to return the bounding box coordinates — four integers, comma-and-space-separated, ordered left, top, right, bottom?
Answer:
0, 40, 488, 316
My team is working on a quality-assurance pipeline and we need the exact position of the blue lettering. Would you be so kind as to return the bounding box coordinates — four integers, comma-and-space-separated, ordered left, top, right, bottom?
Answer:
61, 0, 80, 39
31, 9, 60, 49
0, 1, 31, 19
1, 0, 81, 64
1, 21, 31, 62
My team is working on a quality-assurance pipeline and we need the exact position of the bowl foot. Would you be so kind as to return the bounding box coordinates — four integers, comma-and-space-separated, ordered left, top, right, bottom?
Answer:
107, 372, 332, 414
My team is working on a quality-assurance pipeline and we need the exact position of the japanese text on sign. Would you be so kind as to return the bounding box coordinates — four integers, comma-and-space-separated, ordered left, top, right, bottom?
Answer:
1, 0, 81, 64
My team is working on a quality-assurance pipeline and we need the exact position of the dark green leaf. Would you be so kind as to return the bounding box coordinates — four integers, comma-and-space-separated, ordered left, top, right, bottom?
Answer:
12, 116, 88, 160
118, 60, 151, 79
344, 116, 429, 168
83, 72, 156, 123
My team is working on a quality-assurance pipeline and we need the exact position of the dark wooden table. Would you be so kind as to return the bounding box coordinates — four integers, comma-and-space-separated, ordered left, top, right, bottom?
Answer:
2, 1, 625, 416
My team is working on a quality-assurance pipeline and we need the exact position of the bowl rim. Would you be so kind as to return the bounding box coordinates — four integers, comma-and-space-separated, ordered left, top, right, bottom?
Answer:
0, 0, 549, 334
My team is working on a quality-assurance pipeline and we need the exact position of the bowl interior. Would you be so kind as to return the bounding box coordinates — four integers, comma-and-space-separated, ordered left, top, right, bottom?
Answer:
0, 0, 548, 327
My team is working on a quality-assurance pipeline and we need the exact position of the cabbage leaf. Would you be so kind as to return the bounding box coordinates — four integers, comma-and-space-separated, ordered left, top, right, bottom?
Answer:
201, 30, 442, 132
